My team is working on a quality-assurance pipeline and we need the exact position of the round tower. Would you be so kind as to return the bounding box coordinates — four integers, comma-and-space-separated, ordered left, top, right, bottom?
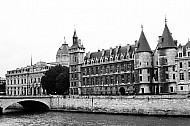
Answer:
134, 26, 153, 94
157, 20, 177, 93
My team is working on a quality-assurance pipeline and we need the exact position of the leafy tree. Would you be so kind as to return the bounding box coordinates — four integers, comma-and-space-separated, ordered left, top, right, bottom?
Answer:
41, 65, 69, 95
56, 72, 69, 95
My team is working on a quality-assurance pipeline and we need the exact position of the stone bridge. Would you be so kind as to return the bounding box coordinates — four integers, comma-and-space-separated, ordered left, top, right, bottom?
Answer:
0, 96, 52, 114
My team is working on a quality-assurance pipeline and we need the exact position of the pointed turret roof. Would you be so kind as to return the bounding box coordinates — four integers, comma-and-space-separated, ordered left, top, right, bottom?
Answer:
136, 29, 152, 53
159, 23, 177, 49
73, 29, 77, 38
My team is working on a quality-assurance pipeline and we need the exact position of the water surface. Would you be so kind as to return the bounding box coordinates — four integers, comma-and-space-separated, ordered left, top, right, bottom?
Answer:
1, 110, 190, 126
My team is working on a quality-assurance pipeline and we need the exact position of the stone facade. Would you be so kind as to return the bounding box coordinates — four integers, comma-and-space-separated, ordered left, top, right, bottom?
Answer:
69, 20, 190, 95
81, 45, 135, 95
51, 95, 190, 116
69, 30, 85, 95
5, 61, 55, 96
175, 41, 190, 94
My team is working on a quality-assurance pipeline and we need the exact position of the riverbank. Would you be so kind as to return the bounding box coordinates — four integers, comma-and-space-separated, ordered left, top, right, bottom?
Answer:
50, 94, 190, 116
5, 94, 190, 116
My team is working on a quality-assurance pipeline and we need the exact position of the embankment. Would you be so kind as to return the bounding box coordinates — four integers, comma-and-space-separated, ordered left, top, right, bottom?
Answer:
50, 95, 190, 116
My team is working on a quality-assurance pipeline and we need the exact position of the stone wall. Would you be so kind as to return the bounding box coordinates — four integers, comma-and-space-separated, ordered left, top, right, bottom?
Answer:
51, 95, 190, 116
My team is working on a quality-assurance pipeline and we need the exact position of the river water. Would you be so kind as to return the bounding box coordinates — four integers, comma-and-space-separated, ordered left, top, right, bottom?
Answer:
1, 110, 190, 126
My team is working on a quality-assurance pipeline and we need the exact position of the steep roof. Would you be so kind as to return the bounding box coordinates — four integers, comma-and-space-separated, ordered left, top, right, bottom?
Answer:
85, 45, 135, 60
73, 30, 77, 38
70, 30, 85, 49
159, 24, 177, 49
136, 30, 152, 53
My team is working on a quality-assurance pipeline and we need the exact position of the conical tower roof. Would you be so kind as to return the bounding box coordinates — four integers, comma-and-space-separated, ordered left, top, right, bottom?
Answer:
73, 29, 77, 38
136, 30, 152, 53
159, 23, 177, 49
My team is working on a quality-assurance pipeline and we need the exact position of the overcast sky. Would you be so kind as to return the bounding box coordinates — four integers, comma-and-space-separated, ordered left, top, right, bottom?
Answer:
1, 0, 190, 77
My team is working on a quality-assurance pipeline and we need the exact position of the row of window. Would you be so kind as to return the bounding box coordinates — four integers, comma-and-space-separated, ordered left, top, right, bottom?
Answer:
7, 77, 41, 85
82, 62, 133, 76
7, 87, 41, 96
179, 61, 190, 68
82, 74, 134, 86
139, 76, 151, 82
178, 52, 190, 57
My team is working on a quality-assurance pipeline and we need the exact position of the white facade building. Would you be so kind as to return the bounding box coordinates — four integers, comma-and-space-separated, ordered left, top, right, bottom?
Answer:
5, 61, 55, 96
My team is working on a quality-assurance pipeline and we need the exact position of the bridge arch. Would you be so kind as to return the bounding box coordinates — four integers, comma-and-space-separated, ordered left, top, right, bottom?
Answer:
1, 99, 51, 113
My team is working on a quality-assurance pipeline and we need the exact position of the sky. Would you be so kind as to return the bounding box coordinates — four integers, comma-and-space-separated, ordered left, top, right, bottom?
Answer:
1, 0, 190, 77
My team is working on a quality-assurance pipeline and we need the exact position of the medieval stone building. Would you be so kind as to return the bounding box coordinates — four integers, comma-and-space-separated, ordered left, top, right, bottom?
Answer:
69, 19, 190, 95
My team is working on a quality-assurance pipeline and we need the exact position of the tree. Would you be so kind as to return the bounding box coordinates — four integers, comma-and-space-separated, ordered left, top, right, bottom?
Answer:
41, 65, 69, 95
56, 72, 69, 95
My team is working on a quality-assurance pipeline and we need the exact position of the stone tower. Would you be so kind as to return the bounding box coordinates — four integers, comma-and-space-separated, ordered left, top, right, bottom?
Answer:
69, 30, 85, 95
157, 20, 177, 93
134, 27, 153, 94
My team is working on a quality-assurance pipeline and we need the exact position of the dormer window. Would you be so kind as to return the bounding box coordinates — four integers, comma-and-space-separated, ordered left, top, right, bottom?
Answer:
87, 60, 90, 64
100, 58, 103, 63
96, 58, 98, 63
115, 55, 118, 60
110, 56, 113, 61
91, 60, 94, 64
120, 54, 124, 59
105, 57, 108, 62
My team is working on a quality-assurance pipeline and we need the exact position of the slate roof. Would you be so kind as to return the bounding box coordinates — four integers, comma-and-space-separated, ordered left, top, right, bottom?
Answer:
70, 30, 85, 49
70, 44, 85, 49
57, 43, 69, 55
159, 24, 177, 49
73, 30, 77, 38
85, 45, 135, 60
136, 30, 152, 53
178, 40, 190, 56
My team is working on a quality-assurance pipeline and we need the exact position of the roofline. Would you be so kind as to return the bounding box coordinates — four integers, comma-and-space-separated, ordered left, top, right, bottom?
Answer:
157, 46, 177, 50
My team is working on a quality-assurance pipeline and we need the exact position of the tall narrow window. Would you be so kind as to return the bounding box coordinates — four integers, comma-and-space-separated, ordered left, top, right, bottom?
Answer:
180, 86, 184, 90
188, 52, 190, 57
179, 53, 182, 57
140, 76, 142, 81
180, 73, 184, 80
173, 66, 175, 71
121, 75, 124, 83
147, 69, 150, 74
139, 69, 142, 74
180, 62, 183, 68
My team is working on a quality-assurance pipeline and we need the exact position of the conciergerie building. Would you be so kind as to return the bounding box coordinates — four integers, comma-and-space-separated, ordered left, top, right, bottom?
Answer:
69, 19, 190, 95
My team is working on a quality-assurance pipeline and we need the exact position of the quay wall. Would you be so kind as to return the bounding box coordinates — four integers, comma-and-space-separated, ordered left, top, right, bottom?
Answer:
51, 95, 190, 116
